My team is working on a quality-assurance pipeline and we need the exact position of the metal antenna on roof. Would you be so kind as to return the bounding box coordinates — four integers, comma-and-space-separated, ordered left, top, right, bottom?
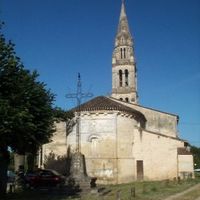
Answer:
66, 73, 93, 153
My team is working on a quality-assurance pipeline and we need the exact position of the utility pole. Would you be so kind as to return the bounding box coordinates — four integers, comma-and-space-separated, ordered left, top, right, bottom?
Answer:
66, 73, 93, 153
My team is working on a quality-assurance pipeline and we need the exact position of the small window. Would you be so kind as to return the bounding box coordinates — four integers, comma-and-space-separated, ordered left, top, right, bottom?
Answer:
120, 98, 123, 101
120, 48, 123, 59
125, 98, 129, 102
125, 69, 129, 86
124, 48, 126, 59
91, 137, 99, 156
119, 70, 123, 87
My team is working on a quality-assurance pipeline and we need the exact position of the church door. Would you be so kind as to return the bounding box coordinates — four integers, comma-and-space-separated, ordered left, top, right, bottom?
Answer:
136, 160, 144, 180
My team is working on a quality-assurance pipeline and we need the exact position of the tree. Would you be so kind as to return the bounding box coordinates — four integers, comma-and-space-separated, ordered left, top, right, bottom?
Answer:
0, 22, 55, 195
44, 152, 71, 176
190, 145, 200, 169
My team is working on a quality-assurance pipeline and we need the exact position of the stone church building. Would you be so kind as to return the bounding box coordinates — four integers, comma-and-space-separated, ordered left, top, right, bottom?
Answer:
42, 1, 194, 184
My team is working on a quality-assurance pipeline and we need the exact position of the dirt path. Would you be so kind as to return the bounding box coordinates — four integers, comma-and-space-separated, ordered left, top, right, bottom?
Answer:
163, 183, 200, 200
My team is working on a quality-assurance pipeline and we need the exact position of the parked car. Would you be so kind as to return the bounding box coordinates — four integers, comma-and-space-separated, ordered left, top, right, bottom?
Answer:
25, 169, 65, 188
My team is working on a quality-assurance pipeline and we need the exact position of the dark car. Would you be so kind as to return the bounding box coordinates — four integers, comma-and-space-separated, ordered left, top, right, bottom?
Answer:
25, 169, 65, 188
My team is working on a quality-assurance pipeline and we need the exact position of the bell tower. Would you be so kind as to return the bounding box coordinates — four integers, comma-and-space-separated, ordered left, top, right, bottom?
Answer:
111, 0, 138, 104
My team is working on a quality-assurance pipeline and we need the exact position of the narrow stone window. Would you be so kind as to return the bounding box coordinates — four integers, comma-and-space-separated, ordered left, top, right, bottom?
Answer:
125, 69, 129, 86
125, 97, 129, 102
120, 98, 123, 101
121, 37, 124, 44
91, 137, 99, 156
124, 48, 126, 59
119, 70, 123, 87
120, 48, 123, 59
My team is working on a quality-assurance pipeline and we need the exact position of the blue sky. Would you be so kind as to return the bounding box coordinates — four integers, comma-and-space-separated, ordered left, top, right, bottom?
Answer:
1, 0, 200, 147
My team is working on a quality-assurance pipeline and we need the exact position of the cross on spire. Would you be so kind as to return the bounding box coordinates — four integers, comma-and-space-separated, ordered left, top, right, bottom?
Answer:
66, 73, 93, 152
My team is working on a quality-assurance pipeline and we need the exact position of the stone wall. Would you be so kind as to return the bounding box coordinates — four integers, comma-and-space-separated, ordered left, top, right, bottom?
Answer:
44, 122, 67, 158
178, 155, 194, 179
67, 112, 118, 184
133, 128, 185, 180
111, 98, 178, 138
42, 109, 193, 184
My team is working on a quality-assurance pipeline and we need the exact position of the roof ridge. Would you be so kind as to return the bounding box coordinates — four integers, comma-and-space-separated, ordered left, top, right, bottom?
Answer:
71, 96, 146, 126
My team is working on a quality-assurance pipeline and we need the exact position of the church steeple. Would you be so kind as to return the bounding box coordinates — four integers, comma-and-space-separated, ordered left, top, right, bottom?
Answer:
116, 0, 132, 46
111, 0, 138, 104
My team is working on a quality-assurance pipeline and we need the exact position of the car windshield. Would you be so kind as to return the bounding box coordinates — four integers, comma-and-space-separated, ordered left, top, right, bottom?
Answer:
48, 169, 60, 175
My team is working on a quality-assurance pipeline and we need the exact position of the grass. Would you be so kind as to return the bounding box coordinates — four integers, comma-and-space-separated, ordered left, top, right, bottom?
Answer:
171, 184, 200, 200
4, 178, 200, 200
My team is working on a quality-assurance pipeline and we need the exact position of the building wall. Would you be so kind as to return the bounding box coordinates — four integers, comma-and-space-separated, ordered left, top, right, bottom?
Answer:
44, 122, 67, 157
42, 109, 193, 184
116, 114, 137, 183
111, 99, 178, 138
178, 155, 194, 179
133, 129, 185, 180
67, 112, 119, 184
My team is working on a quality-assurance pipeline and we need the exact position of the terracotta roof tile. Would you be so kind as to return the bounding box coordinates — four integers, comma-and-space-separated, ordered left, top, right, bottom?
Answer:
72, 96, 146, 126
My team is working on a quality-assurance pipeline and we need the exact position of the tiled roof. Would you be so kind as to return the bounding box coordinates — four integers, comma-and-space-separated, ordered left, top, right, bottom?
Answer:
177, 147, 192, 155
72, 96, 146, 124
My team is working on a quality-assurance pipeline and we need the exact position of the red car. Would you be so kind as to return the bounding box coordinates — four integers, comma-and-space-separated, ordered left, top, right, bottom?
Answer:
25, 169, 65, 188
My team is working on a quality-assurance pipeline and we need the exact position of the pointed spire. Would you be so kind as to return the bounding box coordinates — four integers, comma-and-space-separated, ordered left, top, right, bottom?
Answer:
120, 0, 127, 20
116, 0, 132, 44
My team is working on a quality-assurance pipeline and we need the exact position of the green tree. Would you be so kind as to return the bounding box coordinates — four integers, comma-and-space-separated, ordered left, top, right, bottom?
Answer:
0, 23, 55, 195
190, 145, 200, 169
25, 108, 75, 172
44, 152, 71, 176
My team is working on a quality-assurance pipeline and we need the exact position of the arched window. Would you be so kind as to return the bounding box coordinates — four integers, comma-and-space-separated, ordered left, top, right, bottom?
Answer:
124, 48, 126, 59
88, 135, 102, 156
91, 137, 98, 156
125, 97, 129, 102
119, 70, 123, 87
120, 48, 123, 59
120, 98, 123, 101
125, 69, 129, 86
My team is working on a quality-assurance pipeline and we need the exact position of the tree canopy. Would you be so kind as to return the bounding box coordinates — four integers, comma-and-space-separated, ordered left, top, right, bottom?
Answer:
0, 22, 56, 194
0, 32, 55, 154
190, 145, 200, 169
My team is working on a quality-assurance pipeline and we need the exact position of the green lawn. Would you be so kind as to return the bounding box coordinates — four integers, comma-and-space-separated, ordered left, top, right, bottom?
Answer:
4, 178, 200, 200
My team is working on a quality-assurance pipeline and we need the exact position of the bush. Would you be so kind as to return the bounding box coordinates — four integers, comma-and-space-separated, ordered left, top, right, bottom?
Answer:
44, 152, 71, 176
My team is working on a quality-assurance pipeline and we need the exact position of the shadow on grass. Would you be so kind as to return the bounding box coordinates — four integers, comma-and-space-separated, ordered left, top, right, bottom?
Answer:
5, 185, 82, 200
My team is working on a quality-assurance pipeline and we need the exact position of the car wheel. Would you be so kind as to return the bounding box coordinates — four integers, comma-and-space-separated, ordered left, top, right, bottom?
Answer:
56, 183, 62, 189
25, 183, 30, 189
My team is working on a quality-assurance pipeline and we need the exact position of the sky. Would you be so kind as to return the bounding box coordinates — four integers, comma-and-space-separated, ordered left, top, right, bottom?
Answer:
0, 0, 200, 147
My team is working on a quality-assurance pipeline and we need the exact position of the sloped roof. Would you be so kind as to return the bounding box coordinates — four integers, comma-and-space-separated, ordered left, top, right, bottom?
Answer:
177, 147, 192, 155
72, 96, 146, 124
110, 97, 179, 118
